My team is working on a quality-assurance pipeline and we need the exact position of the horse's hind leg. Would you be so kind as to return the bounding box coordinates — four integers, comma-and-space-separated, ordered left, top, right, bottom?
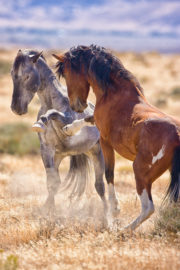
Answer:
125, 155, 155, 231
100, 137, 120, 217
90, 142, 108, 214
40, 144, 61, 214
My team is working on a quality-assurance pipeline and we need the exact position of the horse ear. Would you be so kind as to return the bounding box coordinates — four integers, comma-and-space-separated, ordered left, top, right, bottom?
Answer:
52, 54, 65, 62
17, 49, 23, 56
30, 51, 43, 63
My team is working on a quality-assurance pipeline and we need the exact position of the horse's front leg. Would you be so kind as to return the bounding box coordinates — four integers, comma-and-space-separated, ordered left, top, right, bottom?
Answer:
124, 152, 155, 231
90, 142, 108, 215
41, 144, 61, 214
63, 115, 94, 135
32, 109, 70, 133
100, 137, 120, 217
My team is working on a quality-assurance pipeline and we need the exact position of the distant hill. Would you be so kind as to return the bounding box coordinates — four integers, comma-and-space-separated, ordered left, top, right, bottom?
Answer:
0, 0, 179, 52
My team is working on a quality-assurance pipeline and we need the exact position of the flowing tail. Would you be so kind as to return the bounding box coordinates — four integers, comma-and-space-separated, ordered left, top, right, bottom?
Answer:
60, 154, 91, 200
165, 145, 180, 202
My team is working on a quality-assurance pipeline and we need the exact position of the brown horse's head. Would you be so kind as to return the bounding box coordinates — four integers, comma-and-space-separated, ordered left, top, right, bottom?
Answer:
52, 47, 91, 113
53, 45, 144, 114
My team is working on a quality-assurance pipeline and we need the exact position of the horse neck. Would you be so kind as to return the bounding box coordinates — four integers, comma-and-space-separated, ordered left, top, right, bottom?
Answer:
36, 60, 68, 112
89, 76, 144, 106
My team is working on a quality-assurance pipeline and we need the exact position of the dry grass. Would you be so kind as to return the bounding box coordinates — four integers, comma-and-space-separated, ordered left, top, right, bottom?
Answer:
0, 122, 39, 155
155, 202, 180, 234
0, 49, 180, 269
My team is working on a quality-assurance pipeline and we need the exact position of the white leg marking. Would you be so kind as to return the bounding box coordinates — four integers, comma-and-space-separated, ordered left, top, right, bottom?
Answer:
125, 189, 154, 231
152, 145, 165, 164
63, 119, 92, 136
108, 183, 120, 216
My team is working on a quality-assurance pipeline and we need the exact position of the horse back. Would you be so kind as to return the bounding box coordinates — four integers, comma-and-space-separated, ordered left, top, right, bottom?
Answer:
94, 94, 180, 161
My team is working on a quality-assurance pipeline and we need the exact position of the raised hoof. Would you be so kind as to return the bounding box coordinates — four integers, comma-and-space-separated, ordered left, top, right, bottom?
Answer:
32, 123, 45, 133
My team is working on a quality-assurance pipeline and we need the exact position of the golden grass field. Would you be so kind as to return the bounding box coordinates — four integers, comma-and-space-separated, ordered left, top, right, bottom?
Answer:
0, 49, 180, 269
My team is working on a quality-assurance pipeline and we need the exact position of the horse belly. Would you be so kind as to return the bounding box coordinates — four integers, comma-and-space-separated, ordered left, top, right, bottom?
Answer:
113, 142, 136, 161
98, 125, 137, 160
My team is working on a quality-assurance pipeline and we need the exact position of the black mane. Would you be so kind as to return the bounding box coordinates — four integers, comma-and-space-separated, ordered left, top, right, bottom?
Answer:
56, 45, 143, 94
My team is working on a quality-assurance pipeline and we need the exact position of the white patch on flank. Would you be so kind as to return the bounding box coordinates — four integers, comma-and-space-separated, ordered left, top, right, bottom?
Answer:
152, 145, 165, 164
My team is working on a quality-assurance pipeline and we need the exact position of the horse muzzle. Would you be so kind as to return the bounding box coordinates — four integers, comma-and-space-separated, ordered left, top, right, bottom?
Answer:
71, 98, 87, 113
11, 103, 28, 115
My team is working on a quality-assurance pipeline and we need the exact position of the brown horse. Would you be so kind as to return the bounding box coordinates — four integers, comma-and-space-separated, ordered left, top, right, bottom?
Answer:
52, 45, 180, 230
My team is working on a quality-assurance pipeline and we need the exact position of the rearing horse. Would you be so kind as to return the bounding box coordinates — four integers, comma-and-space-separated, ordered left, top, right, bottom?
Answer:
52, 45, 180, 230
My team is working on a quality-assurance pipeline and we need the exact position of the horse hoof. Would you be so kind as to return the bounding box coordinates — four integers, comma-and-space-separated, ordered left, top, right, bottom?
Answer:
41, 204, 56, 217
32, 123, 45, 133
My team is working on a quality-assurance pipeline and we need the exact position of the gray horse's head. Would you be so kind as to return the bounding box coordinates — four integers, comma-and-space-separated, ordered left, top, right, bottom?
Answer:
11, 50, 43, 115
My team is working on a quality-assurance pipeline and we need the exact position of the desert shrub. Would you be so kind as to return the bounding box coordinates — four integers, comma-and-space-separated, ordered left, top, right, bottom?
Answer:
155, 202, 180, 235
0, 122, 40, 155
169, 86, 180, 99
0, 253, 18, 270
0, 60, 11, 76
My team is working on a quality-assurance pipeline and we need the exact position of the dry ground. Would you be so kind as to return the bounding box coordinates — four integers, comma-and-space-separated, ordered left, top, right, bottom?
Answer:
0, 49, 180, 269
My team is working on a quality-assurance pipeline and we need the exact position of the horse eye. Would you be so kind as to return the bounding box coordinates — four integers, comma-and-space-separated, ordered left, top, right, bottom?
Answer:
25, 75, 30, 80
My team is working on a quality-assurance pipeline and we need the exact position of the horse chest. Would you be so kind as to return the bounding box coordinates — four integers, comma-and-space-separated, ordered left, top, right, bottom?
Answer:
94, 105, 138, 160
94, 117, 109, 140
94, 105, 111, 138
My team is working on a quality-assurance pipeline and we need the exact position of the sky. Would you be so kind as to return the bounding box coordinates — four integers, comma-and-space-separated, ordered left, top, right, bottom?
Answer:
0, 0, 180, 52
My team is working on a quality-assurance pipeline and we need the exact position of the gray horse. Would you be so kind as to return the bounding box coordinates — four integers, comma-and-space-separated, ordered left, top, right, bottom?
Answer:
11, 49, 107, 214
